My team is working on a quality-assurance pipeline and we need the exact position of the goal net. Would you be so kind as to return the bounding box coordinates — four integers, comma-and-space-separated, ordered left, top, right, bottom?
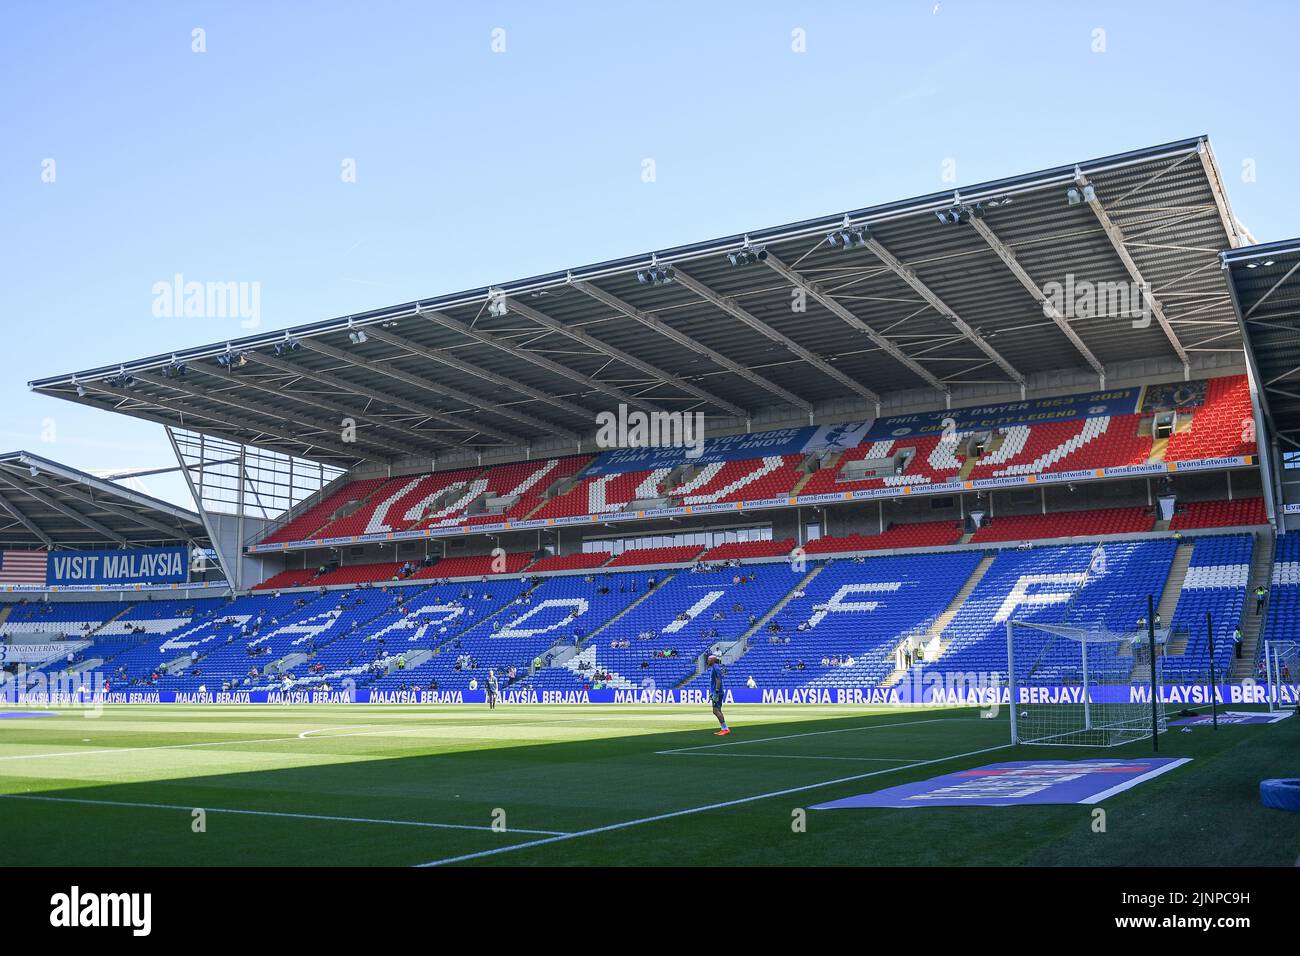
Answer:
1006, 618, 1167, 747
1263, 639, 1299, 713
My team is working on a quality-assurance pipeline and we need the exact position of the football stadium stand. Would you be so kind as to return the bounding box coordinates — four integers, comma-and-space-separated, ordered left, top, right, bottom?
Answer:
969, 507, 1155, 544
528, 561, 805, 692
260, 477, 391, 544
699, 538, 796, 561
8, 519, 1276, 698
1169, 497, 1268, 530
525, 552, 613, 573
1163, 534, 1253, 681
248, 374, 1260, 550
935, 539, 1177, 682
1261, 534, 1300, 671
252, 568, 322, 591
607, 545, 706, 567
407, 552, 534, 579
1163, 375, 1256, 462
20, 141, 1290, 713
803, 522, 963, 555
733, 551, 985, 690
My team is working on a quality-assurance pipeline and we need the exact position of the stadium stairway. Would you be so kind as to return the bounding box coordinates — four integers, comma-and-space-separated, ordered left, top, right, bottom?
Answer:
531, 572, 678, 677
881, 551, 996, 686
1149, 541, 1195, 659
677, 562, 826, 688
1147, 435, 1170, 464
299, 578, 539, 692
399, 579, 543, 663
89, 605, 133, 637
69, 654, 103, 675
277, 651, 311, 672
1158, 541, 1195, 623
1231, 531, 1275, 679
736, 565, 825, 647
574, 570, 680, 650
384, 647, 434, 675
787, 468, 818, 497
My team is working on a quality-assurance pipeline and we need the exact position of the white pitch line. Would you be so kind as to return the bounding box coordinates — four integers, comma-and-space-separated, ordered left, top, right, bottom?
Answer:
1079, 757, 1192, 804
662, 751, 912, 763
0, 723, 447, 762
0, 732, 321, 763
0, 793, 569, 836
655, 716, 958, 755
298, 726, 376, 739
415, 740, 1015, 867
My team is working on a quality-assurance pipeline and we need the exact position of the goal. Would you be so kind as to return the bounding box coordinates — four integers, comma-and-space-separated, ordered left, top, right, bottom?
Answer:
1006, 618, 1167, 747
1262, 639, 1299, 713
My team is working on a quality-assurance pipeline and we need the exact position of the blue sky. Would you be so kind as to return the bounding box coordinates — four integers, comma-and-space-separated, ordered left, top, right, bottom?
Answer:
1, 0, 1294, 507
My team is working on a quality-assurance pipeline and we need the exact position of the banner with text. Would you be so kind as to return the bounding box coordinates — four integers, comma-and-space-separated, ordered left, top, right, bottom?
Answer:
580, 421, 873, 477
867, 387, 1143, 441
46, 547, 190, 587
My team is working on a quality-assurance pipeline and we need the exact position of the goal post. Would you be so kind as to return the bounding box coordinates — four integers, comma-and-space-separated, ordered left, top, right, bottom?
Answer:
1263, 639, 1299, 713
1006, 617, 1167, 747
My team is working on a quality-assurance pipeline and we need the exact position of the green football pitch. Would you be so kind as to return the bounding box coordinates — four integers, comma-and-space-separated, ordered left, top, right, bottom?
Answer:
1, 703, 1295, 866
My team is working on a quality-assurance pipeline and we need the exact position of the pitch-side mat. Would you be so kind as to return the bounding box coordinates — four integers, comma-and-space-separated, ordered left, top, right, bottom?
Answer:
810, 758, 1191, 808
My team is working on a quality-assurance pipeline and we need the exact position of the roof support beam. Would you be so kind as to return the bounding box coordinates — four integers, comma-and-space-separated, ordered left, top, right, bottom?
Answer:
968, 219, 1107, 380
165, 427, 236, 582
760, 253, 949, 394
133, 371, 414, 458
0, 487, 53, 547
0, 474, 127, 546
1196, 139, 1243, 249
85, 380, 375, 461
571, 279, 813, 413
670, 268, 882, 406
296, 340, 525, 444
416, 309, 661, 415
502, 297, 747, 419
862, 236, 1026, 387
60, 390, 356, 464
241, 352, 491, 450
355, 327, 584, 438
1074, 170, 1190, 368
373, 322, 595, 425
16, 475, 196, 540
14, 451, 204, 527
187, 362, 444, 454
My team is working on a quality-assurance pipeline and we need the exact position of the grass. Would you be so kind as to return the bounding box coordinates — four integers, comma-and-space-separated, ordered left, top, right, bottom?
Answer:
0, 703, 1295, 866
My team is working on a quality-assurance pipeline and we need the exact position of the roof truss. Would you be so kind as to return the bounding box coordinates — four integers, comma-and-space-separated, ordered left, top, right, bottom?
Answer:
670, 268, 882, 407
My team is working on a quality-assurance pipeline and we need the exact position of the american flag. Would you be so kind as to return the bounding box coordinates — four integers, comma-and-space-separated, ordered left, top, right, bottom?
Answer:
0, 551, 48, 586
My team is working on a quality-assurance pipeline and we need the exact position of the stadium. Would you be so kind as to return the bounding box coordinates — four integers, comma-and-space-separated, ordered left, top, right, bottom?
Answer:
4, 13, 1300, 920
5, 134, 1298, 878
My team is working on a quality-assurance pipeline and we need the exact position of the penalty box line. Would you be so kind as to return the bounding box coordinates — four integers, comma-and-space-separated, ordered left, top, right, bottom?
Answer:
663, 751, 914, 763
654, 715, 965, 755
415, 740, 1014, 867
0, 793, 571, 836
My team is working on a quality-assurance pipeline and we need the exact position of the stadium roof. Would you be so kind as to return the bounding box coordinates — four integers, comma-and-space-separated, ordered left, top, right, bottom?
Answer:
0, 451, 207, 550
31, 135, 1247, 468
1225, 237, 1300, 455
